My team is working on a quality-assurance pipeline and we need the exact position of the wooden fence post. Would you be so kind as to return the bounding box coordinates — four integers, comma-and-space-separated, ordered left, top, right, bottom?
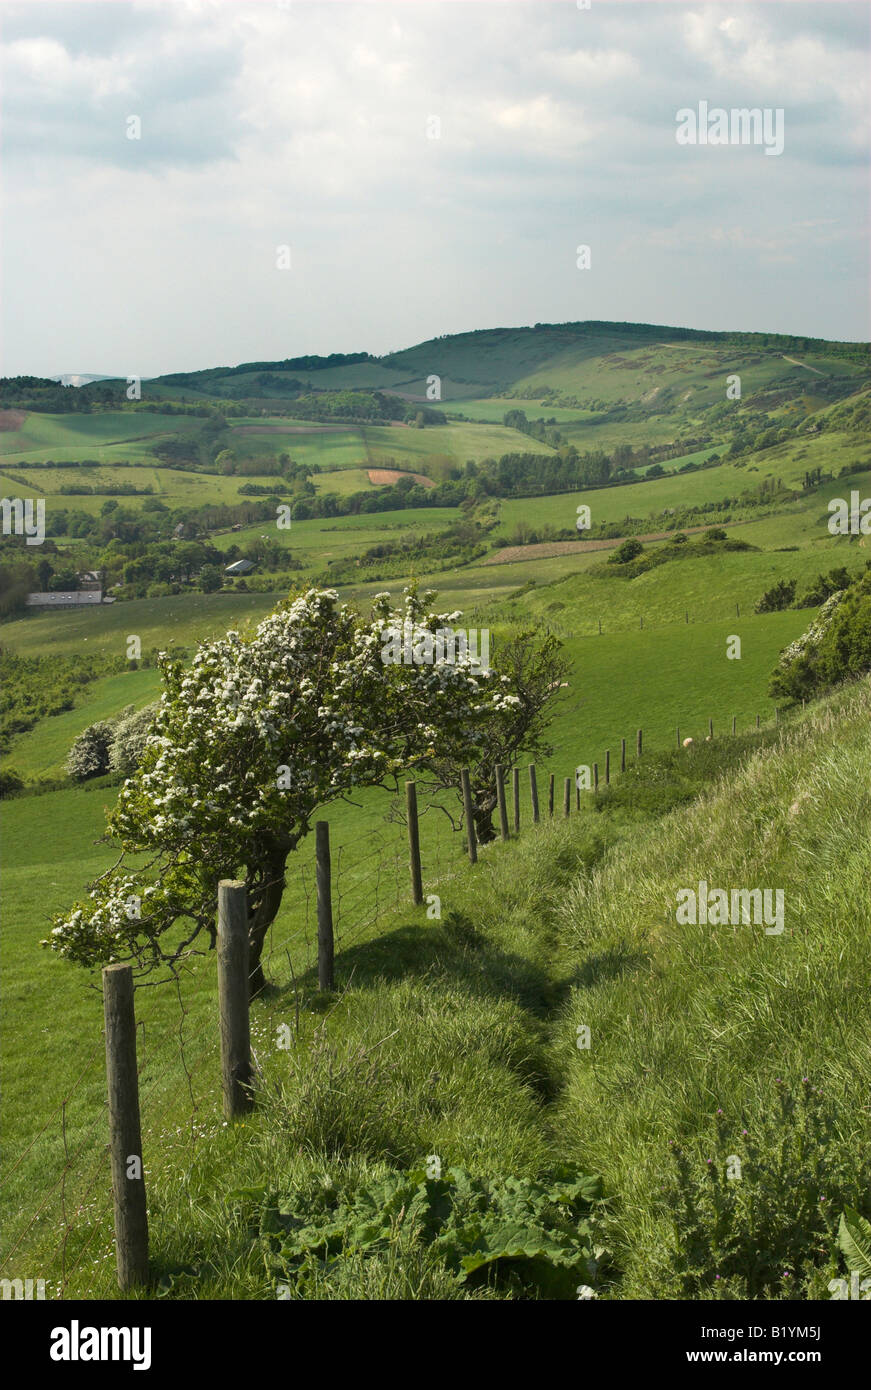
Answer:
548, 773, 555, 818
563, 777, 571, 817
217, 880, 254, 1116
461, 768, 477, 864
405, 781, 423, 906
315, 825, 335, 991
685, 610, 689, 624
529, 765, 540, 824
709, 717, 714, 738
598, 617, 602, 635
605, 750, 610, 785
636, 728, 642, 759
676, 725, 680, 749
512, 766, 520, 835
732, 715, 737, 736
495, 763, 509, 841
593, 762, 599, 794
103, 963, 149, 1291
756, 713, 761, 729
621, 738, 626, 773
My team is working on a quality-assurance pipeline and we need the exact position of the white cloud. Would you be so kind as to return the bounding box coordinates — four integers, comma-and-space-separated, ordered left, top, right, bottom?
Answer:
0, 0, 867, 374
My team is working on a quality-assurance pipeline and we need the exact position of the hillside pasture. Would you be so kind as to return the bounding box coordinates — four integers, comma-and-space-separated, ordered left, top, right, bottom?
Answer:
0, 591, 281, 660
495, 544, 868, 639
0, 463, 290, 517
441, 397, 595, 424
0, 410, 202, 459
4, 667, 164, 781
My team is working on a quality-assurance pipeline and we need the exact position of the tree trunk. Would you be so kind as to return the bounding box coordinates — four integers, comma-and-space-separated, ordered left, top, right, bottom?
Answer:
473, 794, 497, 845
245, 841, 291, 998
247, 929, 269, 999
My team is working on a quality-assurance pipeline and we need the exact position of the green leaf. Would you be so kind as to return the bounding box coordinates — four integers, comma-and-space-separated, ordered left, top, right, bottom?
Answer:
246, 1165, 609, 1300
227, 1185, 268, 1203
838, 1209, 871, 1278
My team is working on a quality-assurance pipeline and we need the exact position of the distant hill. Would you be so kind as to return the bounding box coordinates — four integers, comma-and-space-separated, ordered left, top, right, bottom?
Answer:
6, 322, 867, 421
50, 374, 120, 388
1, 322, 867, 498
134, 320, 869, 417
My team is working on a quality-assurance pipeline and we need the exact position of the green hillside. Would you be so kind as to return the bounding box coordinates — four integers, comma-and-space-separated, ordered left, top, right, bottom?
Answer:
2, 317, 870, 1302
2, 682, 867, 1298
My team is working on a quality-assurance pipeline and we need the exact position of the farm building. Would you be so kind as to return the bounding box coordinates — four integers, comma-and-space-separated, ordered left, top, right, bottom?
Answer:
26, 589, 104, 607
224, 559, 256, 576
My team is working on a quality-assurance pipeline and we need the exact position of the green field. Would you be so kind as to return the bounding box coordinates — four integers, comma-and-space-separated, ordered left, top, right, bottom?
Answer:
441, 397, 594, 424
0, 410, 202, 461
0, 591, 281, 659
3, 318, 870, 1300
3, 681, 868, 1297
493, 437, 870, 538
5, 667, 164, 781
0, 463, 292, 517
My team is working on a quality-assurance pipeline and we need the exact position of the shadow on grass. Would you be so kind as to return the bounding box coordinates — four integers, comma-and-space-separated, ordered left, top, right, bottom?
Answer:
267, 915, 562, 1019
572, 942, 648, 991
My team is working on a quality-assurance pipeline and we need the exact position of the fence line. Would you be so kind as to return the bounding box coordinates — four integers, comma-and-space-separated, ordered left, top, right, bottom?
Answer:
6, 707, 780, 1293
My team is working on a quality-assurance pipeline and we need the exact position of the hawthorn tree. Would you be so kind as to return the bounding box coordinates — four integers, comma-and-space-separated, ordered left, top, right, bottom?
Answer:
416, 629, 569, 843
46, 586, 521, 994
66, 719, 117, 782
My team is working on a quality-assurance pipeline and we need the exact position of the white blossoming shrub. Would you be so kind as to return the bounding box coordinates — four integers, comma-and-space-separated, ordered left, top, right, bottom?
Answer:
66, 719, 118, 782
109, 703, 161, 775
47, 587, 522, 992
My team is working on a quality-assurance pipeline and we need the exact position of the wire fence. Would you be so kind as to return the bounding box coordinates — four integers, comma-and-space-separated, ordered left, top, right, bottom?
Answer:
2, 711, 779, 1294
0, 790, 460, 1295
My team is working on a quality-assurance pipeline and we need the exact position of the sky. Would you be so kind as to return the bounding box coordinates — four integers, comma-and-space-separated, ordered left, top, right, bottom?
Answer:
1, 0, 868, 378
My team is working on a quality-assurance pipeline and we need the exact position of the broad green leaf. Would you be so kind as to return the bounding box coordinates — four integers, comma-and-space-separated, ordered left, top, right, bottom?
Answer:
838, 1209, 871, 1278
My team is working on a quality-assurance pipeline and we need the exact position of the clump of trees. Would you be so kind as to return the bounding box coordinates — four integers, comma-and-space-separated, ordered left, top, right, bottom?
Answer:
609, 538, 644, 565
755, 579, 797, 613
603, 529, 754, 581
0, 649, 132, 750
66, 702, 161, 781
755, 566, 854, 614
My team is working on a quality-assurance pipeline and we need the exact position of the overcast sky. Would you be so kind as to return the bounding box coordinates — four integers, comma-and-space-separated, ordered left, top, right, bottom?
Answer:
1, 0, 868, 378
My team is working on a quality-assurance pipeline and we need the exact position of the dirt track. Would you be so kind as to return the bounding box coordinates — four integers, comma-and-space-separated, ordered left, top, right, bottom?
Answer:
368, 468, 434, 488
232, 423, 349, 435
483, 521, 743, 566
